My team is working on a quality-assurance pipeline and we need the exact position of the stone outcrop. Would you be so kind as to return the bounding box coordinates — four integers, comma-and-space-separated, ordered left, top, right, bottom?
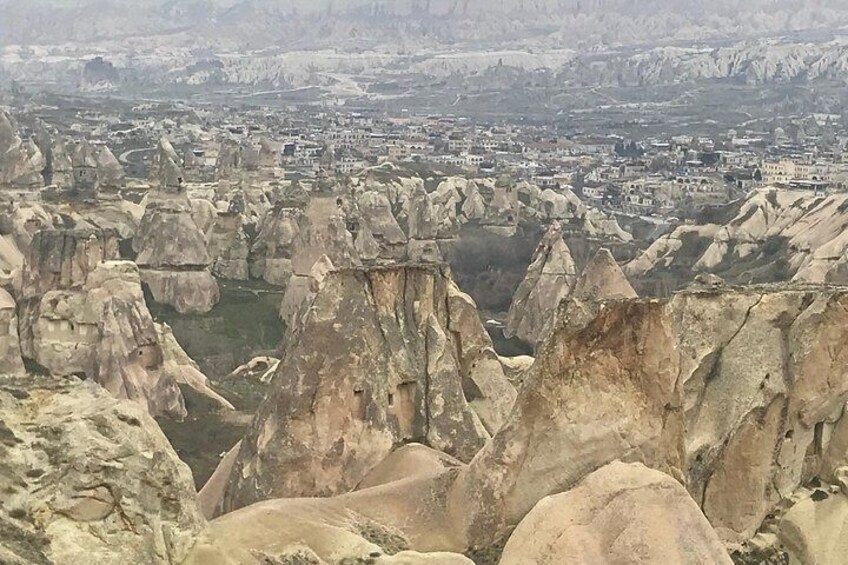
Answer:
0, 288, 24, 375
0, 374, 205, 564
32, 121, 72, 188
454, 286, 848, 550
499, 462, 733, 565
134, 193, 219, 313
250, 186, 307, 285
278, 194, 360, 324
174, 284, 848, 564
70, 141, 99, 194
504, 221, 576, 344
20, 228, 120, 299
206, 210, 250, 280
223, 264, 515, 510
539, 246, 638, 341
771, 474, 848, 565
18, 229, 228, 417
0, 111, 44, 189
151, 136, 184, 191
95, 145, 125, 190
626, 187, 848, 292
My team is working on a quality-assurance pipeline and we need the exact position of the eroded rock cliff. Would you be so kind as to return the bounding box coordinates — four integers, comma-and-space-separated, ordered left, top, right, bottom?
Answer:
223, 264, 515, 509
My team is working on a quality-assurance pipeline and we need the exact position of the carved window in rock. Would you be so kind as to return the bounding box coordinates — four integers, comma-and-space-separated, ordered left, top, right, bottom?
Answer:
392, 381, 417, 440
814, 421, 825, 456
353, 389, 367, 421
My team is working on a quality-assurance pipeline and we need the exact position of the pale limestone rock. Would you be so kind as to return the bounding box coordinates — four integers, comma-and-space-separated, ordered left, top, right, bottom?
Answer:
499, 462, 732, 565
572, 248, 638, 302
408, 185, 437, 240
198, 441, 242, 520
140, 270, 220, 314
18, 230, 227, 417
20, 228, 119, 299
278, 254, 335, 330
538, 247, 638, 343
0, 374, 205, 564
358, 190, 407, 250
152, 136, 184, 191
460, 184, 486, 222
446, 282, 516, 435
95, 145, 125, 189
407, 239, 443, 263
1, 137, 44, 188
251, 203, 303, 285
70, 140, 99, 193
355, 222, 382, 264
207, 211, 250, 280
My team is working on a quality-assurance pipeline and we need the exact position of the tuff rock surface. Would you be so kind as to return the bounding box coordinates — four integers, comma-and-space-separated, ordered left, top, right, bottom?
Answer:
0, 374, 205, 565
504, 221, 576, 344
498, 462, 733, 565
134, 193, 220, 313
18, 229, 228, 418
222, 264, 515, 509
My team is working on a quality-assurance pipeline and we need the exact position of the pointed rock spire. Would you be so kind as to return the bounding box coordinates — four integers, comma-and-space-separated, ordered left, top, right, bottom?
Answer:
505, 221, 577, 344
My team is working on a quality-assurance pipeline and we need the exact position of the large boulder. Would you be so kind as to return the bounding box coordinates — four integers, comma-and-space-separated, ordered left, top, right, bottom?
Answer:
223, 265, 514, 510
499, 462, 732, 565
0, 374, 205, 564
151, 136, 184, 192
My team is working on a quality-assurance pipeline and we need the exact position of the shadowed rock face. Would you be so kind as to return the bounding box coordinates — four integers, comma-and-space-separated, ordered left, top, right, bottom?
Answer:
0, 374, 204, 565
223, 264, 515, 510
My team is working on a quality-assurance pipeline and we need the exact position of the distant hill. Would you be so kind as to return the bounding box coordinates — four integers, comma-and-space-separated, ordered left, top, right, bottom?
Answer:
3, 0, 848, 49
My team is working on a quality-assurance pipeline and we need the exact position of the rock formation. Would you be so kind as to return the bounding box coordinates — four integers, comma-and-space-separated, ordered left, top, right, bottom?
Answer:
250, 183, 308, 285
95, 145, 125, 190
0, 288, 24, 375
0, 111, 44, 189
278, 194, 360, 324
0, 373, 205, 564
134, 193, 220, 313
504, 221, 576, 344
538, 246, 638, 341
626, 187, 848, 293
499, 462, 733, 565
206, 209, 250, 280
454, 285, 848, 550
70, 140, 99, 195
151, 136, 184, 192
18, 229, 228, 418
223, 264, 515, 509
